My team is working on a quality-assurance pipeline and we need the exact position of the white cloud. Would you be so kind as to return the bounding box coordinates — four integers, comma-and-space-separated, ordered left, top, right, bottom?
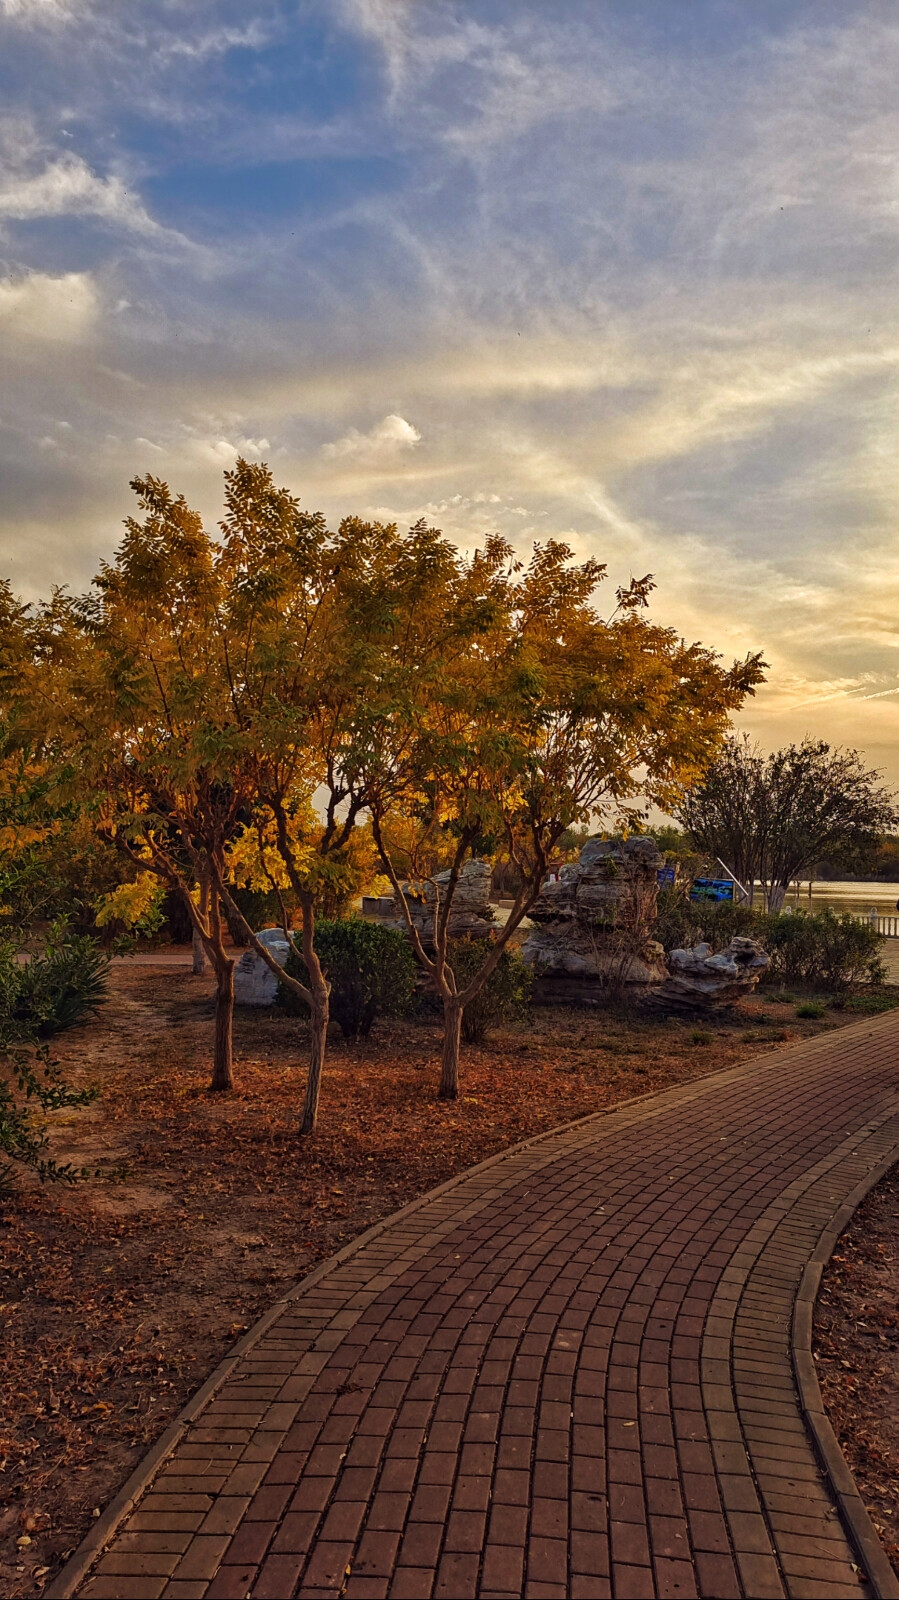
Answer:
0, 151, 161, 234
0, 0, 85, 22
321, 413, 421, 461
190, 435, 271, 467
0, 269, 97, 340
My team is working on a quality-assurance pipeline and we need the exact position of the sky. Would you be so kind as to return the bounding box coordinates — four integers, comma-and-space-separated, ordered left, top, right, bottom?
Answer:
3, 0, 899, 783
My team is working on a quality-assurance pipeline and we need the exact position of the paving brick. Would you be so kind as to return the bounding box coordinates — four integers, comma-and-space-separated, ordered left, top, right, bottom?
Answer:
71, 1016, 899, 1600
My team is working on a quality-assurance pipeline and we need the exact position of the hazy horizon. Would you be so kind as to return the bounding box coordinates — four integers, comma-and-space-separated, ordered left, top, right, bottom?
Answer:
3, 2, 899, 782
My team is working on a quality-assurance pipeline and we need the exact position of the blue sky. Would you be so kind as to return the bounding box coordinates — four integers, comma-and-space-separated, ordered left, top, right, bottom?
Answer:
3, 1, 899, 778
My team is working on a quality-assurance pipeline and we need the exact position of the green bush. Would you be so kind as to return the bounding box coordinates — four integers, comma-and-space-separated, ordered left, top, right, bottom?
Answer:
0, 1043, 97, 1199
795, 1000, 827, 1019
448, 938, 532, 1045
279, 918, 417, 1038
654, 892, 886, 998
0, 928, 109, 1037
0, 929, 102, 1198
762, 910, 885, 994
653, 888, 758, 953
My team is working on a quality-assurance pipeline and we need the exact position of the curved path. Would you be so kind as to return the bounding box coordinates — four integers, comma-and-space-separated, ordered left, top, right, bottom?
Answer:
53, 1012, 899, 1600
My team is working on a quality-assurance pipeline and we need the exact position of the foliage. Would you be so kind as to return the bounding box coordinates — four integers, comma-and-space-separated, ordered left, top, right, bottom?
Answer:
678, 736, 898, 911
653, 883, 886, 995
279, 918, 417, 1039
0, 927, 109, 1037
0, 912, 101, 1197
762, 910, 886, 994
352, 531, 764, 1096
0, 1039, 97, 1199
653, 885, 758, 952
446, 937, 532, 1045
93, 873, 166, 945
796, 1000, 827, 1019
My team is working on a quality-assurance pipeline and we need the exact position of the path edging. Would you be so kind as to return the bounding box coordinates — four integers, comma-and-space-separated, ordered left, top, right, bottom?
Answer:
792, 1152, 899, 1600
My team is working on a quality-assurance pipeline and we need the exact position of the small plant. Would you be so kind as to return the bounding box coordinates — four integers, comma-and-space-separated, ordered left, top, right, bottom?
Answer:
689, 1029, 713, 1046
765, 990, 797, 1005
795, 999, 827, 1019
449, 938, 532, 1045
279, 918, 417, 1039
0, 927, 108, 1037
0, 1041, 98, 1199
841, 990, 899, 1014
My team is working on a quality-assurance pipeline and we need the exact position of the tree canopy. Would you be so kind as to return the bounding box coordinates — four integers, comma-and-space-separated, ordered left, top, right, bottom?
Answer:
678, 735, 898, 910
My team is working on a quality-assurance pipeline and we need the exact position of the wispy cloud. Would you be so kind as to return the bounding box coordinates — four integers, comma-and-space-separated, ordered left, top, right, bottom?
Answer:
3, 2, 899, 777
321, 413, 421, 461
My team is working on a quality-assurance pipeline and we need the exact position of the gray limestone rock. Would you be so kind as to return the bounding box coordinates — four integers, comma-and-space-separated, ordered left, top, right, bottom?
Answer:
391, 858, 497, 946
523, 836, 668, 987
233, 927, 292, 1006
647, 936, 770, 1013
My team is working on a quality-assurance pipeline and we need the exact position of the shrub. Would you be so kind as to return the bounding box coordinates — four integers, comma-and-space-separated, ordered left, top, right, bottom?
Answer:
762, 910, 885, 994
0, 929, 102, 1198
448, 939, 532, 1045
279, 918, 417, 1038
0, 928, 109, 1037
795, 1000, 827, 1019
689, 1029, 713, 1046
0, 1042, 97, 1199
653, 888, 758, 953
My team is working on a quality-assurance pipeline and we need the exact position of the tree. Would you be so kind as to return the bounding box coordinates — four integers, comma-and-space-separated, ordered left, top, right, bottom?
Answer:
347, 537, 764, 1097
679, 737, 898, 911
202, 468, 425, 1132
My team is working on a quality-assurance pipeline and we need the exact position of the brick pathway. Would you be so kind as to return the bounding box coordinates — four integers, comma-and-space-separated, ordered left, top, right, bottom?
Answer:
56, 1013, 899, 1600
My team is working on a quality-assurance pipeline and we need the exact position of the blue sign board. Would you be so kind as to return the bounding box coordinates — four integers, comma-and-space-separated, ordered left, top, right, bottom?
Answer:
689, 877, 735, 904
657, 866, 676, 887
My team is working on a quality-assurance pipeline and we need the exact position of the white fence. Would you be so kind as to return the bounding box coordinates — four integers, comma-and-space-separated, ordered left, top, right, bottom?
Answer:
850, 912, 899, 938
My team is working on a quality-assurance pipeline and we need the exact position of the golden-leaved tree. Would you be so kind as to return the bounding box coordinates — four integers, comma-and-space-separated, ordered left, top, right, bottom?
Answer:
343, 540, 765, 1098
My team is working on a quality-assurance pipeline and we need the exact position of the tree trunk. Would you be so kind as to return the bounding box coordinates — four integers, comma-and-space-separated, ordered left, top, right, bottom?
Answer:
297, 890, 330, 1136
439, 997, 463, 1101
211, 959, 235, 1091
192, 866, 210, 975
192, 925, 208, 975
300, 984, 329, 1135
767, 882, 787, 914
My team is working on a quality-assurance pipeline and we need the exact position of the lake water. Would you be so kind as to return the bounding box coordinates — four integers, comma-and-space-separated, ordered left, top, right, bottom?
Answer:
779, 881, 899, 916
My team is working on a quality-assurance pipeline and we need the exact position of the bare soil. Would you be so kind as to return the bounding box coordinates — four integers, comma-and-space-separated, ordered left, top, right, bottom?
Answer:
0, 965, 888, 1595
814, 1164, 899, 1576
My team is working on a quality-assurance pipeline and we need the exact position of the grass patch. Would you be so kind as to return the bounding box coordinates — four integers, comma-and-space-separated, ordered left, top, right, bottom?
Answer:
689, 1030, 714, 1046
796, 1000, 828, 1020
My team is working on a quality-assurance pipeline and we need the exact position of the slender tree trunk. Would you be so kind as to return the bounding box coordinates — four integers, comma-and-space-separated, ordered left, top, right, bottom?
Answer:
192, 865, 210, 975
297, 890, 330, 1136
300, 983, 329, 1134
439, 996, 463, 1101
211, 959, 235, 1091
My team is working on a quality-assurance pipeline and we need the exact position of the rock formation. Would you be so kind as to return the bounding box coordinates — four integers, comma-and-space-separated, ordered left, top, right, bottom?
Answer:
390, 858, 497, 947
522, 837, 668, 990
646, 937, 770, 1013
233, 927, 292, 1006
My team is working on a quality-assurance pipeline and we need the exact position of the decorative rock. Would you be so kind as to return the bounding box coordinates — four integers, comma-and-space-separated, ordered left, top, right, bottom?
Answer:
234, 927, 293, 1006
647, 936, 770, 1013
391, 858, 496, 946
523, 836, 668, 988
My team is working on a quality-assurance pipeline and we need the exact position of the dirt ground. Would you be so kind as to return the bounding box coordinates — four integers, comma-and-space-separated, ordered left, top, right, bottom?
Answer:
0, 966, 890, 1596
814, 1164, 899, 1576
